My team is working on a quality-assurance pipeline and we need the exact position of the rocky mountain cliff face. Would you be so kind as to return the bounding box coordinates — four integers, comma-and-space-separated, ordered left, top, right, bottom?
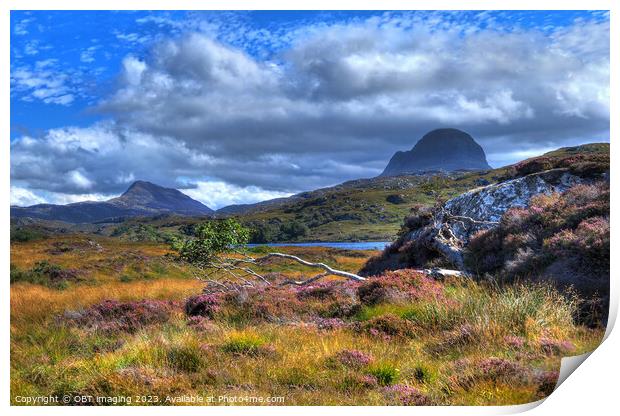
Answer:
11, 181, 213, 223
380, 128, 491, 177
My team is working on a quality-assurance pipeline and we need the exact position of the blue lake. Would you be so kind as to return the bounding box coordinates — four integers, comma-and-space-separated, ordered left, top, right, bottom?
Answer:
247, 241, 390, 250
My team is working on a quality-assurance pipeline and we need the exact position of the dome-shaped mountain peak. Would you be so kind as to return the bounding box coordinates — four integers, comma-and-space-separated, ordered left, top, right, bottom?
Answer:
380, 128, 491, 176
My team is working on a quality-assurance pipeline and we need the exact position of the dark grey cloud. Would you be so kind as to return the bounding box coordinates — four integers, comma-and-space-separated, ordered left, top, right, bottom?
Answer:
11, 15, 609, 207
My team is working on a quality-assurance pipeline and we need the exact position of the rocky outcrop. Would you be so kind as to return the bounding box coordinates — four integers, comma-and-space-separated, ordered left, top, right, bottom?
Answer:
380, 128, 491, 177
362, 168, 598, 275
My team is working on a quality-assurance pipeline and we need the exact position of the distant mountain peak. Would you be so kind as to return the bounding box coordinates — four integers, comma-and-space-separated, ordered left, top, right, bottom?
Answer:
121, 180, 163, 194
380, 128, 491, 177
11, 180, 213, 223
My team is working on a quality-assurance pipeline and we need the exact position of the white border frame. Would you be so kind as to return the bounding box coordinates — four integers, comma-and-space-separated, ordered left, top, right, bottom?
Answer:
2, 1, 616, 415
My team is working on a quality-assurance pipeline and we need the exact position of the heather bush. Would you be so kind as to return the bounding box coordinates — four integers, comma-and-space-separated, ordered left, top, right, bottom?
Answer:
535, 370, 559, 396
339, 374, 379, 391
184, 294, 221, 318
511, 151, 608, 179
450, 357, 525, 390
357, 280, 391, 305
296, 282, 337, 301
10, 261, 82, 289
186, 316, 218, 332
357, 270, 445, 306
64, 299, 174, 333
428, 324, 479, 354
401, 205, 434, 232
363, 314, 417, 339
329, 349, 374, 369
384, 384, 433, 406
222, 286, 307, 323
514, 157, 554, 176
538, 338, 575, 356
321, 296, 362, 319
478, 357, 523, 381
504, 335, 526, 349
314, 317, 347, 330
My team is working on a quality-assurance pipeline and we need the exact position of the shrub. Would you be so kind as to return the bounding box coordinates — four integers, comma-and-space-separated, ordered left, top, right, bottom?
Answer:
514, 157, 554, 176
536, 370, 559, 396
367, 363, 400, 386
184, 294, 221, 318
11, 228, 45, 242
411, 364, 435, 384
386, 194, 406, 204
384, 384, 433, 406
450, 357, 525, 389
363, 314, 417, 339
315, 318, 347, 330
340, 374, 378, 391
504, 335, 526, 349
330, 350, 374, 369
64, 299, 174, 333
187, 316, 218, 332
478, 358, 522, 382
321, 296, 362, 319
402, 205, 434, 232
10, 261, 81, 289
428, 324, 479, 354
296, 282, 337, 301
539, 338, 575, 356
279, 220, 309, 240
357, 280, 390, 305
357, 270, 445, 306
223, 286, 307, 323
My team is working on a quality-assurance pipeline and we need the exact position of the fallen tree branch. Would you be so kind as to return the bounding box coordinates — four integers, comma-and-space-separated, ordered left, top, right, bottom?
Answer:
253, 252, 366, 282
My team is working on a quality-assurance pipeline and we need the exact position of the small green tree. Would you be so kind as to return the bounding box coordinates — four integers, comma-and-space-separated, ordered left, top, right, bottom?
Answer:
174, 219, 250, 267
172, 219, 364, 290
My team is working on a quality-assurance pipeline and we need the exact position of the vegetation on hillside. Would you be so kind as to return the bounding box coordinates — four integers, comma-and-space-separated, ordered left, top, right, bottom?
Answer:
10, 236, 602, 405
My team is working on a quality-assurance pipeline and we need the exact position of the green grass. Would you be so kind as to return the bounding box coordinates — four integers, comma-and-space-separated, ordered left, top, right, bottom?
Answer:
221, 334, 268, 356
367, 363, 400, 386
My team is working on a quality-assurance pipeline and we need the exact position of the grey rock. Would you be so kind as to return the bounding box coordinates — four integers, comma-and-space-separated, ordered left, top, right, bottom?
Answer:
403, 168, 594, 269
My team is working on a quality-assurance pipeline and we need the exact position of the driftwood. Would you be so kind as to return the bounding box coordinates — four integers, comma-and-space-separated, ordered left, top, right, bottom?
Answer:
252, 253, 366, 282
191, 251, 366, 290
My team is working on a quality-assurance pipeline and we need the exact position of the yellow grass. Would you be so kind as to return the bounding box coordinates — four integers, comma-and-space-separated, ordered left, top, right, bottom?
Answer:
10, 236, 605, 406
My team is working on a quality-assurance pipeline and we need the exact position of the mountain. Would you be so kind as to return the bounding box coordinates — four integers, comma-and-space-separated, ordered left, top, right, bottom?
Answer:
11, 181, 213, 223
380, 128, 492, 177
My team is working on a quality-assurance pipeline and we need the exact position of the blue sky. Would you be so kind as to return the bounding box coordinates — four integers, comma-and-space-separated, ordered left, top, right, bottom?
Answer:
10, 10, 610, 208
10, 10, 608, 137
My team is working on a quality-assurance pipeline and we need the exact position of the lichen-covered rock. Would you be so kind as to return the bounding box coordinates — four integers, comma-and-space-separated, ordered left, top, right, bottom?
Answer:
362, 168, 600, 274
437, 168, 591, 244
405, 169, 593, 269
